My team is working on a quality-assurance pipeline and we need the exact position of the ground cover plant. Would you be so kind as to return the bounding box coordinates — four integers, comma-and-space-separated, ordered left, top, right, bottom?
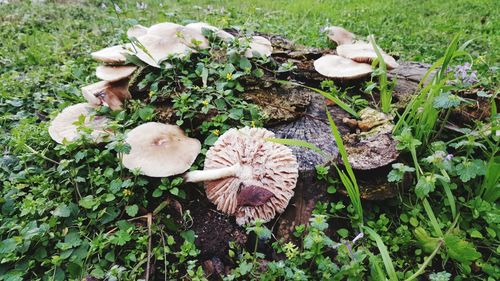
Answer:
0, 1, 499, 281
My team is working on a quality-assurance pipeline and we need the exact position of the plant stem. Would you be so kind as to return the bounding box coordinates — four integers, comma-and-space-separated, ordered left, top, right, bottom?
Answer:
404, 239, 444, 281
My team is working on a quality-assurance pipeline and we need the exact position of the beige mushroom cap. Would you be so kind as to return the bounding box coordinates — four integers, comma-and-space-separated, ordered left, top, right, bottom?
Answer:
185, 22, 234, 41
244, 36, 273, 58
122, 122, 201, 177
314, 55, 372, 79
95, 65, 137, 82
147, 22, 183, 37
324, 26, 355, 45
203, 127, 298, 225
81, 80, 131, 111
127, 24, 149, 38
133, 34, 191, 68
91, 44, 131, 64
48, 103, 111, 144
337, 42, 399, 69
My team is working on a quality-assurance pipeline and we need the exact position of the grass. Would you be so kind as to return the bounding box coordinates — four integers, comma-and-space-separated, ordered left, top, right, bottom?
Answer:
0, 1, 499, 280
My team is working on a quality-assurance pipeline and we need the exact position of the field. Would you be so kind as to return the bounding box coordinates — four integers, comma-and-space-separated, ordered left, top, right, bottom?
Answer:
0, 0, 499, 280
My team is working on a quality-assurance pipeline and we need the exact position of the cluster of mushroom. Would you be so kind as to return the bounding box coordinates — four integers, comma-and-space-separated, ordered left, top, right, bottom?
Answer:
49, 21, 274, 144
314, 26, 399, 80
47, 21, 295, 225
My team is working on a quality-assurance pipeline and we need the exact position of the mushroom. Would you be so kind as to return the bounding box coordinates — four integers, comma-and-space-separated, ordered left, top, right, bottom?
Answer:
244, 36, 273, 58
314, 54, 372, 79
324, 26, 356, 45
133, 34, 192, 68
122, 122, 201, 177
184, 127, 299, 225
127, 24, 149, 38
337, 42, 399, 69
95, 65, 137, 82
81, 79, 131, 110
91, 44, 132, 64
48, 103, 111, 144
185, 22, 234, 41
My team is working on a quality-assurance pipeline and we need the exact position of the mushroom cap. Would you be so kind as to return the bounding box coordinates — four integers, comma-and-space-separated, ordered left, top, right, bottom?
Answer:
133, 34, 191, 67
176, 25, 210, 49
95, 65, 137, 82
324, 26, 355, 45
244, 36, 273, 58
91, 44, 131, 64
122, 122, 201, 177
185, 22, 234, 41
147, 22, 183, 37
48, 103, 111, 144
127, 24, 149, 38
314, 55, 372, 79
81, 80, 131, 111
203, 127, 298, 225
337, 42, 399, 69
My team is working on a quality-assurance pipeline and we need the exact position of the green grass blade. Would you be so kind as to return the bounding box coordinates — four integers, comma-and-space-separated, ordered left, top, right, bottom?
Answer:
364, 226, 398, 281
276, 80, 359, 118
265, 137, 328, 158
422, 198, 443, 237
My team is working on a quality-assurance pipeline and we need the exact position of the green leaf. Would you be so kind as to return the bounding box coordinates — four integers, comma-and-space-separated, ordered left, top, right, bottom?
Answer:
138, 106, 155, 121
0, 238, 17, 254
415, 175, 436, 198
414, 227, 439, 253
125, 205, 139, 217
110, 230, 131, 246
456, 159, 486, 182
78, 195, 98, 209
433, 92, 462, 109
52, 203, 71, 217
444, 234, 481, 265
387, 163, 415, 182
337, 228, 349, 238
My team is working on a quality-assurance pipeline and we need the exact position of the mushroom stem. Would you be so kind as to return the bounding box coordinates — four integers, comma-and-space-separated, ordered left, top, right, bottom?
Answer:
184, 164, 240, 183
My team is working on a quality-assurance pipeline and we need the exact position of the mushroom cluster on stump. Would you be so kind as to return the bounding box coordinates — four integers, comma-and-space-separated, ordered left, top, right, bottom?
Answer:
122, 122, 201, 177
48, 103, 112, 144
185, 127, 299, 226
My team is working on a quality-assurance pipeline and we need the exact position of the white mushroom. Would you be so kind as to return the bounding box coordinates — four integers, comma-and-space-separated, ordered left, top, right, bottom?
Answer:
91, 44, 132, 64
122, 122, 201, 177
133, 34, 192, 68
184, 127, 299, 225
244, 36, 273, 58
48, 103, 111, 144
324, 26, 356, 45
314, 54, 372, 79
81, 80, 131, 111
95, 65, 137, 82
127, 24, 149, 38
337, 42, 399, 69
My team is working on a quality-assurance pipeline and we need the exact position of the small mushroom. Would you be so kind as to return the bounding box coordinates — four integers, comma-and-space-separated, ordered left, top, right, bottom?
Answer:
337, 42, 399, 69
314, 54, 372, 79
324, 26, 356, 45
122, 122, 201, 177
184, 127, 299, 225
244, 36, 273, 58
95, 65, 137, 82
91, 44, 132, 64
81, 80, 131, 111
48, 103, 111, 144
